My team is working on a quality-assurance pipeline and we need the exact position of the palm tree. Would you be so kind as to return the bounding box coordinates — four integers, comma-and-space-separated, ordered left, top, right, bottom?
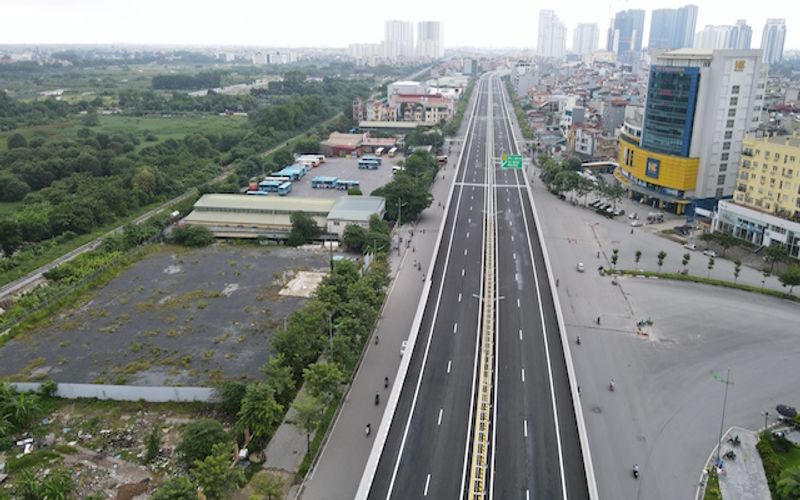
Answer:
733, 260, 742, 283
682, 253, 691, 274
634, 250, 642, 267
707, 256, 715, 278
657, 251, 667, 272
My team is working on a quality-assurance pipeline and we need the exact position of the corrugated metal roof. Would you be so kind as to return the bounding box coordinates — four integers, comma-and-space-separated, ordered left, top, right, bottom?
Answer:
193, 194, 336, 214
327, 196, 386, 222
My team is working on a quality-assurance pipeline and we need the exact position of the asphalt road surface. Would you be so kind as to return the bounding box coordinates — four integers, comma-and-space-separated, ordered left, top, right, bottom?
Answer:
367, 74, 588, 499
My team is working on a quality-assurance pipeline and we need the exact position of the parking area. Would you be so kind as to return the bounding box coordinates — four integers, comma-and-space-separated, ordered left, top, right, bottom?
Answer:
287, 155, 401, 198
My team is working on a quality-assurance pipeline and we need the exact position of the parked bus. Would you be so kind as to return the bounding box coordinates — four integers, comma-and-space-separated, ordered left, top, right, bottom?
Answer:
263, 176, 291, 183
358, 158, 380, 170
311, 176, 339, 189
392, 165, 405, 175
259, 180, 282, 192
336, 180, 360, 191
388, 147, 398, 158
375, 147, 385, 156
361, 155, 382, 165
246, 190, 268, 196
277, 182, 292, 196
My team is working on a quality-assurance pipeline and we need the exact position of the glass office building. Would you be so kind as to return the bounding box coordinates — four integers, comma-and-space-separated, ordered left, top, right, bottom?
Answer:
641, 66, 700, 157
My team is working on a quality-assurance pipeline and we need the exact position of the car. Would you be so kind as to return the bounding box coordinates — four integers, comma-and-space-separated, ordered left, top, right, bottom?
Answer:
576, 262, 585, 272
703, 249, 717, 257
614, 209, 625, 217
400, 340, 408, 356
630, 220, 643, 227
628, 212, 639, 220
683, 242, 698, 251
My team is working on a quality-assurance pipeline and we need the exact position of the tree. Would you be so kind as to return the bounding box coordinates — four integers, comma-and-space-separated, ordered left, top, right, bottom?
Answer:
2, 392, 41, 430
303, 361, 344, 404
342, 224, 367, 253
191, 443, 243, 500
82, 108, 100, 127
292, 392, 322, 453
171, 225, 215, 247
272, 148, 294, 167
153, 476, 197, 500
778, 265, 800, 295
237, 383, 284, 447
716, 232, 736, 257
765, 244, 788, 273
707, 255, 715, 278
292, 138, 320, 154
610, 248, 619, 269
657, 251, 667, 272
7, 133, 28, 149
733, 259, 742, 284
287, 211, 320, 246
176, 418, 229, 467
145, 425, 161, 463
682, 253, 691, 274
250, 472, 285, 500
762, 268, 771, 290
634, 250, 642, 267
219, 381, 247, 418
0, 174, 31, 202
260, 354, 295, 407
0, 218, 22, 257
347, 187, 362, 195
777, 466, 800, 500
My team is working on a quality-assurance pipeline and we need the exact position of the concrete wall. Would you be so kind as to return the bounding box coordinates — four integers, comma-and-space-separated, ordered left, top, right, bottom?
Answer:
10, 382, 217, 402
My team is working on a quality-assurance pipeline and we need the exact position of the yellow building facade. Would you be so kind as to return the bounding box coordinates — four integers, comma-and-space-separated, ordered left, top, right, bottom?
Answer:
735, 135, 800, 217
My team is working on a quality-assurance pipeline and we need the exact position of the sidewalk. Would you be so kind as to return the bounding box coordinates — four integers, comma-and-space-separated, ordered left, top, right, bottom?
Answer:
713, 427, 771, 500
297, 149, 458, 500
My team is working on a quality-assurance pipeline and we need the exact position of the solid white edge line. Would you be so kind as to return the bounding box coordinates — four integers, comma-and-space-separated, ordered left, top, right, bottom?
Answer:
437, 409, 443, 426
447, 360, 452, 373
500, 75, 599, 500
354, 75, 483, 500
424, 473, 431, 496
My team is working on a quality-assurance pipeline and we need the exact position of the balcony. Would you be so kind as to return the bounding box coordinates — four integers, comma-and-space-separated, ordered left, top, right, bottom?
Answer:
742, 148, 754, 157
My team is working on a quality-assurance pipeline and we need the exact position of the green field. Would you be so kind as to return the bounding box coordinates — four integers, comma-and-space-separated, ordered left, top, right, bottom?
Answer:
0, 113, 248, 152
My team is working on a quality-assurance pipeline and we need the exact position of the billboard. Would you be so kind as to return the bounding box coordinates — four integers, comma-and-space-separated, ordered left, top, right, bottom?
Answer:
645, 157, 661, 179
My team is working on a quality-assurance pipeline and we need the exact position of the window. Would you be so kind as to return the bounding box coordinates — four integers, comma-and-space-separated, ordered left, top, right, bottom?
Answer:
775, 154, 781, 162
730, 97, 738, 106
726, 119, 735, 128
720, 163, 728, 172
723, 142, 731, 151
718, 175, 726, 185
724, 131, 733, 139
731, 85, 740, 94
728, 108, 737, 117
716, 188, 725, 198
755, 95, 763, 100
721, 153, 730, 161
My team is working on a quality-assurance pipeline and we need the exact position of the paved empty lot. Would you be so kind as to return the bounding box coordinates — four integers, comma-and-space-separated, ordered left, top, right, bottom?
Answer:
0, 244, 329, 386
288, 156, 400, 198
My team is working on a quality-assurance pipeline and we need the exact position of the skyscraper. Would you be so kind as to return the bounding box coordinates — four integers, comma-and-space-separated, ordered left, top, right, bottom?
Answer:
573, 23, 599, 55
617, 49, 766, 212
607, 9, 645, 62
761, 19, 787, 64
648, 5, 697, 49
730, 20, 752, 49
416, 21, 444, 59
537, 10, 567, 59
694, 25, 735, 49
384, 20, 414, 59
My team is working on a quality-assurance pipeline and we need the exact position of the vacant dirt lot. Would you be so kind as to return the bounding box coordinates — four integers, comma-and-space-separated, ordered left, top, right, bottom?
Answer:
0, 244, 329, 385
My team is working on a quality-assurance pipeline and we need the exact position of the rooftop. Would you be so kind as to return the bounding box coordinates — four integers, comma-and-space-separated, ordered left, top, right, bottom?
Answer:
321, 132, 365, 148
193, 194, 336, 214
747, 133, 800, 149
327, 196, 386, 222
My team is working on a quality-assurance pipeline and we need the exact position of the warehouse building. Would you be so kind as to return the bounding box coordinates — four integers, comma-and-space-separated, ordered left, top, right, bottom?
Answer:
182, 194, 385, 239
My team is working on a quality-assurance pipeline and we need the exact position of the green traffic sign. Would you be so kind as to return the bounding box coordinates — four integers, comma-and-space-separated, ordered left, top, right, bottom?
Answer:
501, 155, 524, 169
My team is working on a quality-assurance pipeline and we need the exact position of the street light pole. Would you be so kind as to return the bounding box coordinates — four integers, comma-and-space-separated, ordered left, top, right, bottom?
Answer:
714, 368, 732, 465
762, 410, 770, 431
327, 312, 333, 351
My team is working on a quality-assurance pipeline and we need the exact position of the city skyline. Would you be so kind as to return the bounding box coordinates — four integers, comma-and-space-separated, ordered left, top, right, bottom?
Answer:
1, 0, 797, 51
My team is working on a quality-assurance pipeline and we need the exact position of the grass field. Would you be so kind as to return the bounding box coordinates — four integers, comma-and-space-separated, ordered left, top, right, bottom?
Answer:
0, 113, 248, 153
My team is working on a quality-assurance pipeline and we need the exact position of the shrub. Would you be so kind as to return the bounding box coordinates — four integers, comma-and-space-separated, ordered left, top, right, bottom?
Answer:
39, 379, 58, 398
218, 381, 247, 418
757, 432, 782, 496
171, 225, 215, 247
176, 418, 229, 467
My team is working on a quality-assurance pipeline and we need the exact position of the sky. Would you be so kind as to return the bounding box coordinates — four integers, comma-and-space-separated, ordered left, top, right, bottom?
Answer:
2, 0, 797, 50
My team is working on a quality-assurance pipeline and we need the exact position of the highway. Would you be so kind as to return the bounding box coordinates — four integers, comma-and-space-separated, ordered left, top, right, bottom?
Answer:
365, 73, 590, 499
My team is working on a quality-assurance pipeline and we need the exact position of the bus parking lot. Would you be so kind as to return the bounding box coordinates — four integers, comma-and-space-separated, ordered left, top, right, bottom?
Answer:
285, 154, 401, 198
